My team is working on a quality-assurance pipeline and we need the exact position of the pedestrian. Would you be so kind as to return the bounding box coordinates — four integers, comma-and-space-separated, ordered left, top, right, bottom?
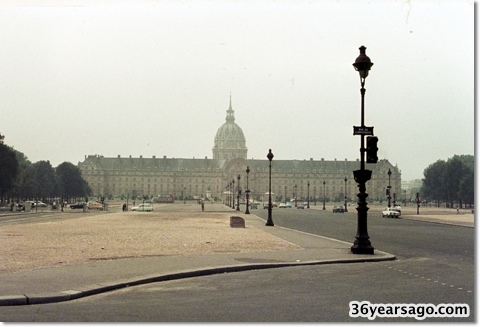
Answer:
201, 201, 204, 212
122, 203, 127, 212
457, 205, 460, 214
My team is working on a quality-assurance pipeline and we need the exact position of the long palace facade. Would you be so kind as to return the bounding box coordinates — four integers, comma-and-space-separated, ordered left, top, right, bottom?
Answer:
78, 99, 402, 204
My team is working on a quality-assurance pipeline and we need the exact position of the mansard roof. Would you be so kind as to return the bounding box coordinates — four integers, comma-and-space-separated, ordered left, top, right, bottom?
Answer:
80, 155, 226, 172
80, 154, 398, 175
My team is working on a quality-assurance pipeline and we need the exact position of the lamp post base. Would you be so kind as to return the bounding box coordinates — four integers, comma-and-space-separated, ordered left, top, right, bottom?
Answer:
351, 243, 374, 254
266, 207, 274, 226
352, 169, 374, 255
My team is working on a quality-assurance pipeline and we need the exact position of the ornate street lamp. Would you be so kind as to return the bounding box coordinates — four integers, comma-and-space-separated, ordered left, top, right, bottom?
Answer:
227, 182, 230, 206
416, 192, 420, 214
227, 182, 230, 207
232, 179, 235, 209
229, 182, 232, 207
322, 180, 326, 210
351, 45, 375, 254
314, 186, 317, 206
184, 187, 186, 204
284, 186, 287, 205
266, 149, 274, 226
307, 182, 310, 208
344, 177, 348, 212
387, 168, 392, 208
245, 166, 250, 214
236, 174, 241, 211
294, 184, 297, 207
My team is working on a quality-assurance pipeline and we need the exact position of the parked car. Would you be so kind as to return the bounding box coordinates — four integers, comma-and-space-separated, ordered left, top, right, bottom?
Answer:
382, 207, 401, 218
333, 206, 345, 213
34, 201, 48, 207
297, 203, 305, 209
0, 205, 11, 211
279, 202, 292, 208
88, 202, 104, 210
70, 202, 87, 209
131, 203, 153, 212
0, 204, 23, 211
249, 203, 258, 209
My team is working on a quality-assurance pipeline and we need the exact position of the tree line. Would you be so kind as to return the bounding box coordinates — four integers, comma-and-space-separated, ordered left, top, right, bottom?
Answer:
0, 142, 91, 204
421, 155, 474, 208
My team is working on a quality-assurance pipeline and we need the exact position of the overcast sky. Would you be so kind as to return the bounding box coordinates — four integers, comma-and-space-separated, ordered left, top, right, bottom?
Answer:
0, 0, 473, 181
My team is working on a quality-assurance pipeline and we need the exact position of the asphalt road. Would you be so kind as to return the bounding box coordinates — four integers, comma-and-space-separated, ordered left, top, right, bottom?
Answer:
0, 206, 474, 322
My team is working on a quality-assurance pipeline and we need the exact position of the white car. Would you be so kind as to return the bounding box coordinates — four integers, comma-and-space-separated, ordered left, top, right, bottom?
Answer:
382, 207, 401, 218
131, 203, 153, 212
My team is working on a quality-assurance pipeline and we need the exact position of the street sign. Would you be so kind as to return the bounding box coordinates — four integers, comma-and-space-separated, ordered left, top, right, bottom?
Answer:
353, 126, 374, 136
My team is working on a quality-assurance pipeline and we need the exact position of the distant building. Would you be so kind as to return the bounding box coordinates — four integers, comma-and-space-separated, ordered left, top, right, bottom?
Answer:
401, 179, 422, 191
78, 98, 401, 203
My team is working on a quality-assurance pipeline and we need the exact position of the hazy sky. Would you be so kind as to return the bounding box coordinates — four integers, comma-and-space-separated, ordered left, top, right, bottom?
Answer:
0, 0, 473, 181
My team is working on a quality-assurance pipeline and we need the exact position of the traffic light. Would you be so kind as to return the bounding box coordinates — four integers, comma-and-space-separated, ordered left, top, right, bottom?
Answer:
366, 136, 378, 163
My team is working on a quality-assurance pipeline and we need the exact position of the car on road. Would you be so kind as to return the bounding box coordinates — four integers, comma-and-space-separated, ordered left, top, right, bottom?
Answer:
249, 203, 258, 209
70, 202, 87, 209
382, 207, 401, 218
297, 203, 305, 209
278, 202, 292, 208
393, 205, 402, 214
263, 202, 278, 209
131, 203, 153, 212
333, 206, 345, 213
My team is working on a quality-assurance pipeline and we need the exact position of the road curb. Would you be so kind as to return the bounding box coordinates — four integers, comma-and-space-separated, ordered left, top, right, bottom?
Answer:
0, 254, 395, 306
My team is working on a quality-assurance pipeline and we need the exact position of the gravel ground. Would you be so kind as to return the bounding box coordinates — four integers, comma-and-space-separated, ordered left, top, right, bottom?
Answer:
0, 203, 300, 274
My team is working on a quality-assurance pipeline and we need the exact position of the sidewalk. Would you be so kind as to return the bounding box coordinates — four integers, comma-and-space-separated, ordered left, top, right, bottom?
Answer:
0, 210, 395, 306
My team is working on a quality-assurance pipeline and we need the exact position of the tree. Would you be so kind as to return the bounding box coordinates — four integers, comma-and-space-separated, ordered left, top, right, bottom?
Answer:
422, 160, 447, 206
0, 143, 19, 202
55, 162, 91, 201
11, 150, 33, 200
31, 161, 56, 201
421, 155, 474, 207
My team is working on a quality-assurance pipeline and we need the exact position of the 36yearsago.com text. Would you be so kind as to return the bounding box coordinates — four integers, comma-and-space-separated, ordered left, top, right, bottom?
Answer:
349, 301, 470, 321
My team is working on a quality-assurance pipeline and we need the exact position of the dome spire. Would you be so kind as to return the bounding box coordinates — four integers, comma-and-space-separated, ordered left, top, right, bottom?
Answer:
226, 94, 235, 123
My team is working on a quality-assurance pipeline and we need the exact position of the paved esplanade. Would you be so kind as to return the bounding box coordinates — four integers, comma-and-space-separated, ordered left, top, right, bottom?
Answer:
0, 203, 396, 306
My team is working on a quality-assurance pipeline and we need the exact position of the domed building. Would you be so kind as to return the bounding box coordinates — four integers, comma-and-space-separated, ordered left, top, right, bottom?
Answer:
212, 97, 247, 161
78, 97, 402, 205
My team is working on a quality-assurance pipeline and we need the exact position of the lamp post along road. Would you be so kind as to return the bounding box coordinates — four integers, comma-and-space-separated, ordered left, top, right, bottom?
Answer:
232, 179, 235, 209
344, 177, 348, 212
307, 182, 310, 208
228, 182, 231, 207
266, 149, 274, 226
294, 184, 297, 207
322, 180, 326, 210
387, 168, 392, 208
245, 166, 250, 214
236, 174, 241, 211
351, 45, 376, 255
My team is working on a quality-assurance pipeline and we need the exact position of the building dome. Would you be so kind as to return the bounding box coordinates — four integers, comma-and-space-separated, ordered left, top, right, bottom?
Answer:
212, 97, 248, 160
